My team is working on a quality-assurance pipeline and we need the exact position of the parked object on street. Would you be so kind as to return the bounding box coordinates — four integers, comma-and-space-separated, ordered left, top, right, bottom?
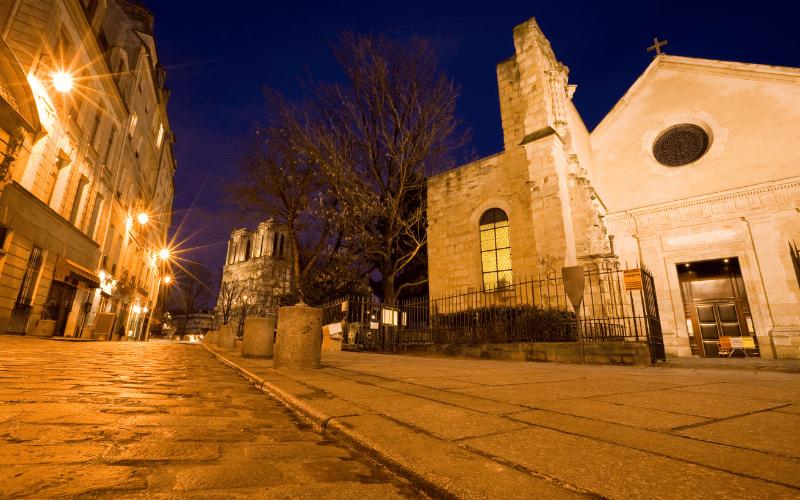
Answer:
322, 322, 344, 351
28, 320, 56, 338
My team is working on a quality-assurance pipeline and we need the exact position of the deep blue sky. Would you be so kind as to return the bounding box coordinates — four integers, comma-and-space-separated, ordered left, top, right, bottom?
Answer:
150, 0, 799, 273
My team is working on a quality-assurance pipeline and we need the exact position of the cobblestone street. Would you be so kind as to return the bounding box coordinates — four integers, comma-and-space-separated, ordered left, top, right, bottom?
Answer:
0, 336, 426, 499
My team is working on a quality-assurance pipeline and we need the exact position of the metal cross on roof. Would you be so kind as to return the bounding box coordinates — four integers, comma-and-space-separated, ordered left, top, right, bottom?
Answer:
647, 38, 668, 55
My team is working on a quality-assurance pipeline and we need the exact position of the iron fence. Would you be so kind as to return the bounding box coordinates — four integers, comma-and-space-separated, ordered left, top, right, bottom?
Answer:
321, 262, 663, 359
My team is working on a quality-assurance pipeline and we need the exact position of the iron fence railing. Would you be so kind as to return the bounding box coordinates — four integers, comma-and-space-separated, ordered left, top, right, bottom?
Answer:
321, 262, 660, 354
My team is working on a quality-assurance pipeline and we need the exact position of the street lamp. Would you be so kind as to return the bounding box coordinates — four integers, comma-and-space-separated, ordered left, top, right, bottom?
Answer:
137, 212, 149, 225
53, 72, 73, 92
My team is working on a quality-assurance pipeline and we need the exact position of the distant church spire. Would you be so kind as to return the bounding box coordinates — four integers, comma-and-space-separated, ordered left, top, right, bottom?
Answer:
647, 38, 668, 56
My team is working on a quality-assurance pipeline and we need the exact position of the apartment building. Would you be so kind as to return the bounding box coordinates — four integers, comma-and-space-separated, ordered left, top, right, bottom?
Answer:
0, 0, 175, 340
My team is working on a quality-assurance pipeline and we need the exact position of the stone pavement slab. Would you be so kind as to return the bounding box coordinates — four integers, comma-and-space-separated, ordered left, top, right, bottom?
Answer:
675, 411, 800, 457
202, 344, 800, 499
460, 426, 797, 500
509, 409, 800, 489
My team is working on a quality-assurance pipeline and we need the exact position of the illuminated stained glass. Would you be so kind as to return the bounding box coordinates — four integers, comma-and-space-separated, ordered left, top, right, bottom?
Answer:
480, 229, 495, 251
482, 252, 497, 272
495, 226, 510, 248
479, 208, 513, 291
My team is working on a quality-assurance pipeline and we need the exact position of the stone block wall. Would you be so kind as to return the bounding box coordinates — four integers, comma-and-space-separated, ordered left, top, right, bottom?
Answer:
396, 341, 652, 365
608, 181, 800, 358
427, 18, 613, 299
428, 150, 533, 296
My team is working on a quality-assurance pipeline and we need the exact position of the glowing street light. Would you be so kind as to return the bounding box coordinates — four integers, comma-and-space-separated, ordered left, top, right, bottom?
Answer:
53, 72, 73, 92
163, 275, 171, 284
158, 248, 170, 261
137, 213, 149, 224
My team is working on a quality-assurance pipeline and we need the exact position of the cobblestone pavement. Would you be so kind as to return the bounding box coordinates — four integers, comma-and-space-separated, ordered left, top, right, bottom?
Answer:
0, 335, 427, 499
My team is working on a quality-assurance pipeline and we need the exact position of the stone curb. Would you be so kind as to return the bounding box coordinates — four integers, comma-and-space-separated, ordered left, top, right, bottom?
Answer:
202, 344, 469, 500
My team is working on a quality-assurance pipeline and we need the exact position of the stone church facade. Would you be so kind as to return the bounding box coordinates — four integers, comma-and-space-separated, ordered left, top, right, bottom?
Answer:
217, 220, 293, 321
427, 18, 800, 358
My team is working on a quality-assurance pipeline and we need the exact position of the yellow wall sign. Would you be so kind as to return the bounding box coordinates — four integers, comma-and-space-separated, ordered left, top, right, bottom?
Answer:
623, 269, 643, 291
720, 336, 756, 349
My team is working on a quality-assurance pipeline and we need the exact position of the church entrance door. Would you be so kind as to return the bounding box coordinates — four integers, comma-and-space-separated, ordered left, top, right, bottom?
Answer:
678, 258, 758, 357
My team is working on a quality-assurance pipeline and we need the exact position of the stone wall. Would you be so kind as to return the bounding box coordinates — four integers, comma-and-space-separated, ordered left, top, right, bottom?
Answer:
427, 18, 613, 299
397, 341, 652, 366
608, 182, 800, 358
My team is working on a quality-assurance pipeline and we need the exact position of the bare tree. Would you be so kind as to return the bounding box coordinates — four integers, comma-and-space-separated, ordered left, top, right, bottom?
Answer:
272, 32, 468, 305
220, 128, 343, 303
216, 279, 240, 325
171, 262, 217, 336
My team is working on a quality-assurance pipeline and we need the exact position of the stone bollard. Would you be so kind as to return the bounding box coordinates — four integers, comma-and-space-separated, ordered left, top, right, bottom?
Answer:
209, 328, 221, 345
273, 304, 323, 369
217, 324, 237, 348
28, 319, 56, 338
242, 317, 275, 358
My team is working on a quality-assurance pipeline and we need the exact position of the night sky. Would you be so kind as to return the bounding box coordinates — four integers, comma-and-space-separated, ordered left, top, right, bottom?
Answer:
150, 0, 799, 274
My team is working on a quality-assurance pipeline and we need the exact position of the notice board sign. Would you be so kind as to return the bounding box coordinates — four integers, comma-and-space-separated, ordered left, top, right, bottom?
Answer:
94, 312, 115, 336
623, 269, 643, 291
720, 336, 756, 350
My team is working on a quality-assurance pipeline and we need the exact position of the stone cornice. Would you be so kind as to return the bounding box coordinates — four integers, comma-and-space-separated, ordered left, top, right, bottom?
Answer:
606, 178, 800, 221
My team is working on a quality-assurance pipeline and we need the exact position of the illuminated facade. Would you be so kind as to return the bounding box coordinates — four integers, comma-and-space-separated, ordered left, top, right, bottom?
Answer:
0, 0, 175, 340
427, 18, 800, 358
217, 221, 293, 329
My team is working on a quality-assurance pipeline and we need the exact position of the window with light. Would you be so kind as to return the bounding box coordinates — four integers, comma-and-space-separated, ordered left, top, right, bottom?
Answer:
479, 208, 513, 291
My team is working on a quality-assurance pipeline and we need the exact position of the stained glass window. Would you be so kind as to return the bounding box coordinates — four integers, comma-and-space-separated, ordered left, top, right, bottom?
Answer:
479, 209, 513, 291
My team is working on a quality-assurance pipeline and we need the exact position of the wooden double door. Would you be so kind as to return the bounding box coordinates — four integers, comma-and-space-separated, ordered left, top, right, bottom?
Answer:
678, 258, 758, 357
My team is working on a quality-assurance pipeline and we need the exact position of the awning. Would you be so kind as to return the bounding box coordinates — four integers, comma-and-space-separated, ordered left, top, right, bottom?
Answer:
54, 257, 101, 289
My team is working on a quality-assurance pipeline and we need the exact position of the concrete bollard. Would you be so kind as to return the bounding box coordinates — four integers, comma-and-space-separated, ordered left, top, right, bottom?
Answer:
209, 328, 221, 345
242, 317, 275, 358
217, 324, 237, 348
273, 304, 323, 369
28, 319, 56, 338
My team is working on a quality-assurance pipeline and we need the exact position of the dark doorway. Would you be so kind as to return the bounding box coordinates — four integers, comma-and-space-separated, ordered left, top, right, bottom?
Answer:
42, 280, 78, 337
678, 258, 758, 357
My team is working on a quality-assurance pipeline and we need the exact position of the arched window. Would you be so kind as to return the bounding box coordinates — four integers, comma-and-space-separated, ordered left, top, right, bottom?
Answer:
244, 240, 251, 261
272, 233, 279, 257
479, 208, 513, 291
279, 235, 285, 259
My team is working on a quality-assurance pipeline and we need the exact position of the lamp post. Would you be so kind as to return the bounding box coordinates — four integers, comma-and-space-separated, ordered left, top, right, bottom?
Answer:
142, 246, 170, 342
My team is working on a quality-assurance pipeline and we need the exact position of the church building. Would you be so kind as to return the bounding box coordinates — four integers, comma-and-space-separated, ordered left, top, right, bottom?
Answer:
426, 18, 800, 358
216, 220, 293, 326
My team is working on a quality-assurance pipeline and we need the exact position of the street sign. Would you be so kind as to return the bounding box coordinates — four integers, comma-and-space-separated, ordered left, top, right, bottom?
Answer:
623, 269, 644, 291
561, 265, 585, 311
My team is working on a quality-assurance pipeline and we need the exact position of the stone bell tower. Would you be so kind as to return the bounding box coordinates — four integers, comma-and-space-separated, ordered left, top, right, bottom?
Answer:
501, 18, 612, 273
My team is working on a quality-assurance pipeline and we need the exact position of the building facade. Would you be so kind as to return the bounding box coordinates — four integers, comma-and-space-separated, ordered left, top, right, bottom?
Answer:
0, 0, 175, 340
216, 220, 293, 328
427, 18, 800, 358
167, 307, 215, 338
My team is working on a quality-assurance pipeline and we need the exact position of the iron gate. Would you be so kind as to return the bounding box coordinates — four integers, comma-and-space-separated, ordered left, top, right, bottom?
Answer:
640, 265, 666, 362
6, 247, 43, 335
321, 297, 397, 353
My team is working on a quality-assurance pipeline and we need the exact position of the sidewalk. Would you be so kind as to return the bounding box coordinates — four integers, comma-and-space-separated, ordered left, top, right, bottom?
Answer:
203, 345, 800, 500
